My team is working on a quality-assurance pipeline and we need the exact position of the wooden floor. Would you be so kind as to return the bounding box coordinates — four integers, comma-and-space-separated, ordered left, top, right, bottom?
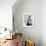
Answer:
0, 39, 16, 46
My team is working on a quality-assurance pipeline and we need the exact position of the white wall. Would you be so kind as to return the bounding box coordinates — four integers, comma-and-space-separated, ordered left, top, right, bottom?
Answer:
13, 0, 41, 46
0, 0, 16, 30
13, 0, 46, 46
41, 0, 46, 46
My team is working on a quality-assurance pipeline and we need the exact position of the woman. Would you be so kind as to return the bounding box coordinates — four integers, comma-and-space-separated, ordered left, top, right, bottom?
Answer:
27, 16, 32, 26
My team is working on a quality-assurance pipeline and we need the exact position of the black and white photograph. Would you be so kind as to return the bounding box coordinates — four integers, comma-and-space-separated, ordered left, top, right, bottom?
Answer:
23, 13, 34, 27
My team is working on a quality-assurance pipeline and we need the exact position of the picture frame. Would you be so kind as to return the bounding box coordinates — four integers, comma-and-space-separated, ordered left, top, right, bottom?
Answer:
23, 12, 34, 27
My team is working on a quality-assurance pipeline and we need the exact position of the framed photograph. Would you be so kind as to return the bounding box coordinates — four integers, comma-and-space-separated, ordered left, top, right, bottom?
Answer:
23, 12, 34, 27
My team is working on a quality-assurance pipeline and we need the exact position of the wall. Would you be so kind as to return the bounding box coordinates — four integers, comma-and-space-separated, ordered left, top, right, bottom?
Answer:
41, 0, 46, 46
13, 0, 41, 46
0, 0, 16, 30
